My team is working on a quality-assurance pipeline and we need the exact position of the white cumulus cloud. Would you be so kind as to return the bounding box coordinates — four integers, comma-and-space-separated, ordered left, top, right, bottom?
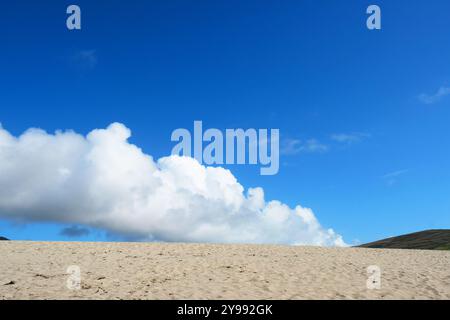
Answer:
0, 123, 345, 246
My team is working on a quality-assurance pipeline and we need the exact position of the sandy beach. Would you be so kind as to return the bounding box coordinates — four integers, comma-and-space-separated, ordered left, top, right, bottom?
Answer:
0, 241, 449, 300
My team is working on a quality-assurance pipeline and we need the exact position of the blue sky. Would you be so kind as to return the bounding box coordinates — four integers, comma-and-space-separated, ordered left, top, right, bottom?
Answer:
1, 0, 450, 244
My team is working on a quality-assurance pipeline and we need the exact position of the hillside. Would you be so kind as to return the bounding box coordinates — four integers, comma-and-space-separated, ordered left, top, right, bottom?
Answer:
359, 230, 450, 250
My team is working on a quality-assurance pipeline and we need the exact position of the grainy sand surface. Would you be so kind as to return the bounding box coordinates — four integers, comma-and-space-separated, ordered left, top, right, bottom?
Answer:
0, 241, 449, 299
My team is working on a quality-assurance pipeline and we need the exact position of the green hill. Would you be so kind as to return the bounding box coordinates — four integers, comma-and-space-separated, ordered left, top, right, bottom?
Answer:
359, 229, 450, 250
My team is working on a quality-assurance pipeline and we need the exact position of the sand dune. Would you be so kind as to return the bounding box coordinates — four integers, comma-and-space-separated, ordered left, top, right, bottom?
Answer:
1, 241, 449, 300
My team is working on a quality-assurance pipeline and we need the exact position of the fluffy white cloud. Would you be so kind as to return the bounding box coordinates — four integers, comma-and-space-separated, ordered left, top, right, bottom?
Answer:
0, 123, 345, 246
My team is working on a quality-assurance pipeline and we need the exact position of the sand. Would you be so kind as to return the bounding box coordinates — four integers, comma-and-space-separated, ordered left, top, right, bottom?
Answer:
0, 241, 449, 299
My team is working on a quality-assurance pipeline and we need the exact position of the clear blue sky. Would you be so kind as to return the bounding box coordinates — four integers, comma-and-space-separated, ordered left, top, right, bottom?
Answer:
1, 0, 449, 244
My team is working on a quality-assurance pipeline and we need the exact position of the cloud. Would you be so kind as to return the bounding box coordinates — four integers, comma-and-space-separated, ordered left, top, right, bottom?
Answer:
70, 50, 98, 70
331, 133, 370, 144
281, 138, 328, 155
0, 123, 345, 246
60, 225, 90, 237
382, 169, 408, 186
419, 86, 450, 105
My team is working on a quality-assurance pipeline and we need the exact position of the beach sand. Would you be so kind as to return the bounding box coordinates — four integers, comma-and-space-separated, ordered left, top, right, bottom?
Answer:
0, 241, 449, 299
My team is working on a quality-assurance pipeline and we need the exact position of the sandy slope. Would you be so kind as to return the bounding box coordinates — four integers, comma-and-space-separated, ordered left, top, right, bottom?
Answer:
0, 241, 449, 299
